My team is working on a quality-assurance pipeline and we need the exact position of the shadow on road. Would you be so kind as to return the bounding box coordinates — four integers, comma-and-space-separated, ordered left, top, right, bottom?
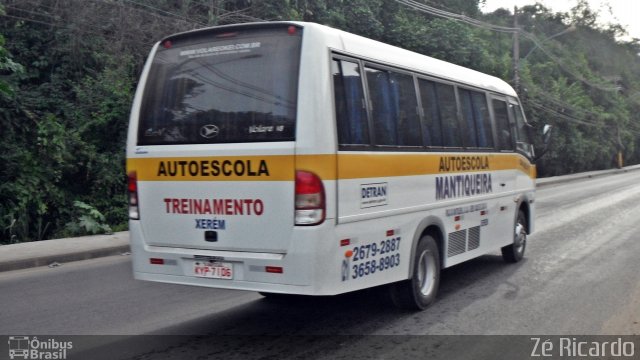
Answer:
79, 254, 526, 360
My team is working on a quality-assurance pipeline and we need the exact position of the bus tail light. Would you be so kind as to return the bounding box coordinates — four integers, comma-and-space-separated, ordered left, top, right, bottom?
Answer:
295, 170, 325, 226
265, 266, 283, 274
150, 258, 164, 265
128, 171, 140, 220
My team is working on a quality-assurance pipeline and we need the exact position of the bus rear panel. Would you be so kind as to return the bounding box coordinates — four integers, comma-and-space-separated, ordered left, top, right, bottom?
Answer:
127, 22, 536, 307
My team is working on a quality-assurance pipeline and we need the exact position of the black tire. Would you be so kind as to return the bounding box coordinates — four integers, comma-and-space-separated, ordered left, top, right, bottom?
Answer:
502, 209, 527, 263
389, 235, 441, 310
258, 292, 290, 301
259, 292, 308, 301
259, 292, 309, 305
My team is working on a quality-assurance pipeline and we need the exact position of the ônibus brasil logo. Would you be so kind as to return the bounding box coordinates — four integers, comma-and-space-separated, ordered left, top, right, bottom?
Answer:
8, 336, 72, 360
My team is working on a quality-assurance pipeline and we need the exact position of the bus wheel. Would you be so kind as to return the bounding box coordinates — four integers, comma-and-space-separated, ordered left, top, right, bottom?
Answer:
258, 292, 300, 303
259, 292, 289, 299
502, 209, 527, 263
389, 235, 440, 310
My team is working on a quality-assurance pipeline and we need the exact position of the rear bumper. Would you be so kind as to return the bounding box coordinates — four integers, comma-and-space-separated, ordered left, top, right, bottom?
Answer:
129, 221, 340, 296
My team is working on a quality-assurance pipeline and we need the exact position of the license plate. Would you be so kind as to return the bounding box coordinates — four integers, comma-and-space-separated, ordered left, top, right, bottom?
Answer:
193, 261, 233, 279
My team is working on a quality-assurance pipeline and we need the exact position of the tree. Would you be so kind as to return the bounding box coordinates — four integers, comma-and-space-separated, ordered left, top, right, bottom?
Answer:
0, 5, 21, 97
1, 0, 640, 242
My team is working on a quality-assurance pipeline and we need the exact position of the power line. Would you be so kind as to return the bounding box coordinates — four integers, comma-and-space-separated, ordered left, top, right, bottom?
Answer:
120, 0, 207, 27
0, 13, 59, 29
0, 2, 261, 49
0, 13, 150, 47
518, 31, 620, 92
395, 0, 518, 33
528, 100, 640, 134
4, 5, 57, 21
528, 101, 601, 127
119, 0, 264, 26
522, 81, 603, 119
394, 0, 621, 92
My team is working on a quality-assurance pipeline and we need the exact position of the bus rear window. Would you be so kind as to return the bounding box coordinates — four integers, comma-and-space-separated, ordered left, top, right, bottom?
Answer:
138, 27, 302, 145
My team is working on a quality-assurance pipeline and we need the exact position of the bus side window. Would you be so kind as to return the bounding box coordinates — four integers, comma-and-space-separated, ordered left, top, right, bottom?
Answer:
365, 67, 391, 145
459, 88, 479, 147
417, 79, 443, 147
365, 66, 401, 146
389, 71, 422, 146
472, 91, 493, 148
332, 60, 370, 145
492, 99, 514, 151
365, 66, 421, 147
459, 89, 493, 148
509, 102, 534, 158
435, 83, 462, 147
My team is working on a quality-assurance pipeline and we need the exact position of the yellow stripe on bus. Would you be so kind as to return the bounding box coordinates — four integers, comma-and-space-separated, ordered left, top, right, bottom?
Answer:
127, 156, 295, 181
127, 153, 535, 181
336, 153, 535, 179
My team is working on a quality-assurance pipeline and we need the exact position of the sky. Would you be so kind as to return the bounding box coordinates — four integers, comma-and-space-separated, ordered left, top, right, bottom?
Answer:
481, 0, 640, 40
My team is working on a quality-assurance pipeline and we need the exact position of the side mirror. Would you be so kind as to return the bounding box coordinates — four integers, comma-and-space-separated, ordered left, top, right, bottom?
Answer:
534, 124, 552, 162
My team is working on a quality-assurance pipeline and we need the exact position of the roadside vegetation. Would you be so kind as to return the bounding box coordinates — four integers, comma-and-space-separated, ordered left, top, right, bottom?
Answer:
1, 0, 639, 242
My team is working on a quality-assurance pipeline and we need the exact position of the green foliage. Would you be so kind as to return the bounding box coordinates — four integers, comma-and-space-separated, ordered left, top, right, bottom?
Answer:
1, 0, 640, 243
0, 37, 22, 96
0, 6, 22, 97
63, 201, 113, 236
0, 0, 133, 242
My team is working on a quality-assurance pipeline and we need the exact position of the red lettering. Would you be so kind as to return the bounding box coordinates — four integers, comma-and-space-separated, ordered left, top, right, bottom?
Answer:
213, 199, 224, 214
234, 199, 244, 215
203, 199, 212, 214
244, 199, 253, 215
254, 199, 264, 215
193, 199, 202, 214
164, 198, 264, 215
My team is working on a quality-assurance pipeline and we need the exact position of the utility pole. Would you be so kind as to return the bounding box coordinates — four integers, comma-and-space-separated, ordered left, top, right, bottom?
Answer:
513, 6, 520, 94
616, 124, 624, 168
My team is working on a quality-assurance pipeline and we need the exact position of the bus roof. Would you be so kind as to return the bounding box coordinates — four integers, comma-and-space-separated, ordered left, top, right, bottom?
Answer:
161, 21, 517, 97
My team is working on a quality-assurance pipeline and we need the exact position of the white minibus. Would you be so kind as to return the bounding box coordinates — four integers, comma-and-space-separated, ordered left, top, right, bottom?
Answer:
127, 21, 540, 309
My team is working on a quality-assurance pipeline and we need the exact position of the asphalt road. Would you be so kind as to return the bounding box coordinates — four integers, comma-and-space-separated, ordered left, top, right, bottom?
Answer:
1, 171, 639, 359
